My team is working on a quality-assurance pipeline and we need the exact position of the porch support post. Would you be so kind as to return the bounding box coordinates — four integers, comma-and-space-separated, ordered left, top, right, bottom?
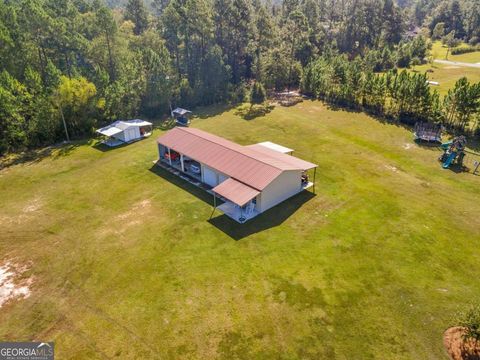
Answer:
210, 192, 217, 219
313, 167, 316, 194
180, 154, 185, 172
168, 147, 172, 166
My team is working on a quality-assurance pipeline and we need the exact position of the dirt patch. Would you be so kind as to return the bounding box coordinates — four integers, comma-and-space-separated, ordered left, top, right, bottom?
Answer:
444, 66, 461, 69
444, 326, 480, 360
116, 199, 151, 221
100, 199, 154, 238
384, 165, 399, 173
0, 198, 43, 227
0, 261, 33, 308
23, 198, 42, 213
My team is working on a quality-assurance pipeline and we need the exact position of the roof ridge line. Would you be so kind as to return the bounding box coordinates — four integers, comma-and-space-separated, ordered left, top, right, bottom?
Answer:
178, 127, 289, 171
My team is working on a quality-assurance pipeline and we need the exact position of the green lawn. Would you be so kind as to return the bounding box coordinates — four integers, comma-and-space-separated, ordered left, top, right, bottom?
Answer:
410, 62, 480, 96
431, 41, 480, 63
1, 101, 480, 359
407, 41, 480, 96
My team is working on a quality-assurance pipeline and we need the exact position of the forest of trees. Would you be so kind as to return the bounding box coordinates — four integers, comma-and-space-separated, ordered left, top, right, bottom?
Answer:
0, 0, 479, 154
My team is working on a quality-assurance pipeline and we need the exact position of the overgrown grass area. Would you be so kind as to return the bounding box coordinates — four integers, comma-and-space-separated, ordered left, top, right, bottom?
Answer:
1, 101, 479, 359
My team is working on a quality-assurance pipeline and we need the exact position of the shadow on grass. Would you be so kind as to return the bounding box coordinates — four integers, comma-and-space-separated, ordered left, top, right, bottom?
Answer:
148, 164, 215, 205
157, 118, 177, 130
209, 191, 316, 240
148, 163, 316, 240
445, 163, 469, 173
92, 141, 130, 152
194, 103, 237, 120
467, 137, 480, 153
0, 140, 89, 170
414, 139, 443, 151
234, 104, 275, 120
324, 102, 427, 133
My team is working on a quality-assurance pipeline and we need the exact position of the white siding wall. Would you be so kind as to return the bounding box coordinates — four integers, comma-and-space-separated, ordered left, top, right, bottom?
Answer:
201, 165, 229, 187
258, 170, 302, 213
132, 127, 140, 139
124, 127, 140, 142
202, 165, 218, 186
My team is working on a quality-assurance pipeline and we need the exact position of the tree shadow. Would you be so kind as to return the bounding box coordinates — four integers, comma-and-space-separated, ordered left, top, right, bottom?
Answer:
157, 118, 177, 130
148, 163, 316, 240
209, 191, 316, 241
0, 140, 89, 170
467, 137, 480, 153
234, 104, 275, 120
194, 103, 237, 119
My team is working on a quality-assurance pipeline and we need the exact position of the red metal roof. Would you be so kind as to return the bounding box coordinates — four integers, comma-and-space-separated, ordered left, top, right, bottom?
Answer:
157, 127, 317, 190
212, 178, 260, 206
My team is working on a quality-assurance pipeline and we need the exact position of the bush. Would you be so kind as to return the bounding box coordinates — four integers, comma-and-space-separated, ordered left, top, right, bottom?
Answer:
451, 46, 480, 55
458, 304, 480, 341
230, 82, 248, 104
469, 37, 479, 46
250, 82, 266, 106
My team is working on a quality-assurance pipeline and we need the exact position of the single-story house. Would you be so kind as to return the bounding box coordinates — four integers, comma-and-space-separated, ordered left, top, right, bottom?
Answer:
156, 127, 317, 223
96, 120, 153, 147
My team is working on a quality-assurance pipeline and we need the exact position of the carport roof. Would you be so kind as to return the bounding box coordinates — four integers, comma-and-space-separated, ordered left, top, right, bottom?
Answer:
212, 178, 260, 206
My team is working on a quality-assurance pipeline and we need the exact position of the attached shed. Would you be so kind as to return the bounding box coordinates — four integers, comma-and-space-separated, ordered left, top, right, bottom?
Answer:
254, 141, 294, 154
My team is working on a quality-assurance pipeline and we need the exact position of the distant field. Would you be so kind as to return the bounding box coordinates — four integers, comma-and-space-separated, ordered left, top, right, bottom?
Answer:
410, 62, 480, 96
1, 101, 480, 359
405, 41, 480, 96
430, 41, 480, 63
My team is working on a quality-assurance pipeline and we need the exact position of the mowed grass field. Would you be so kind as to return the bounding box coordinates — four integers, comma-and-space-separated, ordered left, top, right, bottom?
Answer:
430, 41, 480, 64
1, 101, 480, 359
409, 41, 480, 96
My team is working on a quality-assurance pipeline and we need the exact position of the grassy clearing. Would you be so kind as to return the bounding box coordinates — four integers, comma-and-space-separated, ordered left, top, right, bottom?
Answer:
0, 101, 480, 359
410, 62, 480, 96
430, 41, 480, 63
405, 41, 480, 96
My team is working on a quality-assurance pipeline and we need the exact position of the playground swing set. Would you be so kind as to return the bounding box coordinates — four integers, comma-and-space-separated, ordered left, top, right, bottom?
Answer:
414, 122, 480, 174
438, 136, 467, 169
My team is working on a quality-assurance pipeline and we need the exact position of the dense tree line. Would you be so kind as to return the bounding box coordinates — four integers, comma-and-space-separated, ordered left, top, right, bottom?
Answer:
302, 54, 480, 131
0, 0, 478, 154
414, 0, 480, 44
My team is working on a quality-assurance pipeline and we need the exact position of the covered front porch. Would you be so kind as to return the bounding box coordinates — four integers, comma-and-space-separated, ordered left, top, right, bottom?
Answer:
212, 178, 261, 223
217, 200, 260, 223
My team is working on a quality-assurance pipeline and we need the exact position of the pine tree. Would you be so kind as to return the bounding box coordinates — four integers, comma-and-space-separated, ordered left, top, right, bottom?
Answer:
125, 0, 149, 35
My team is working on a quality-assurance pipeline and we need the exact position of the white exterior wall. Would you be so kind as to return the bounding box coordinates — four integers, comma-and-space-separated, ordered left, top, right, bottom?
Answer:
258, 170, 302, 213
124, 127, 140, 142
201, 165, 229, 187
202, 165, 218, 187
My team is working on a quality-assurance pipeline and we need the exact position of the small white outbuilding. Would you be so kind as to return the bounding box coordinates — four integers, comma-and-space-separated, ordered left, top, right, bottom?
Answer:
96, 119, 153, 147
